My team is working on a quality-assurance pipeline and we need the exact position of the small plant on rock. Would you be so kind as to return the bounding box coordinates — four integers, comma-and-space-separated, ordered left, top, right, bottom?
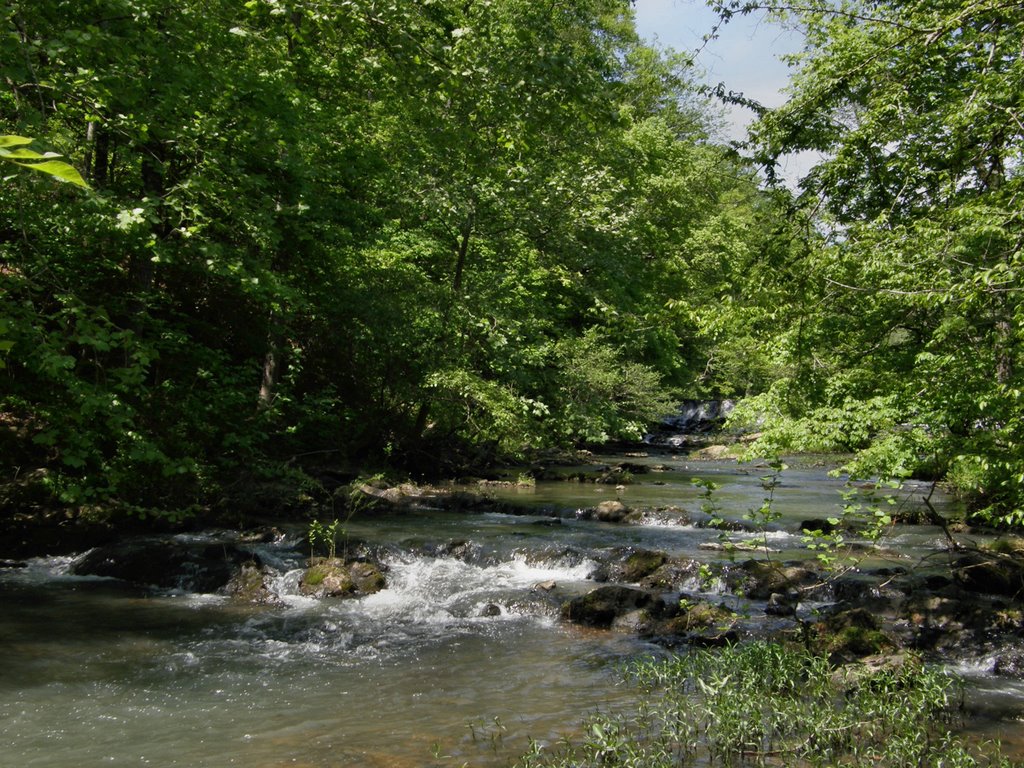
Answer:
308, 517, 342, 561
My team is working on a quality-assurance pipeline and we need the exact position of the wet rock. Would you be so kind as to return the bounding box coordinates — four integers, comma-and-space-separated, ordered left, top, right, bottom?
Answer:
615, 462, 651, 475
766, 592, 797, 617
349, 561, 387, 593
731, 559, 821, 600
618, 549, 668, 583
300, 557, 386, 599
815, 607, 895, 661
645, 599, 739, 647
612, 608, 658, 633
594, 500, 631, 523
224, 561, 280, 605
801, 518, 840, 535
830, 575, 907, 617
993, 650, 1024, 679
238, 527, 285, 544
560, 586, 661, 628
481, 603, 502, 617
434, 540, 477, 560
533, 580, 557, 592
596, 466, 636, 485
0, 559, 27, 569
696, 517, 758, 533
351, 481, 435, 512
953, 551, 1024, 599
70, 538, 253, 592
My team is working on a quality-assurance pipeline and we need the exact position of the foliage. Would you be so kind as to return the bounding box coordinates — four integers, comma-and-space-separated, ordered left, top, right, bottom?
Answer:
308, 518, 342, 561
0, 135, 88, 187
1, 0, 779, 518
712, 0, 1024, 525
515, 642, 1018, 768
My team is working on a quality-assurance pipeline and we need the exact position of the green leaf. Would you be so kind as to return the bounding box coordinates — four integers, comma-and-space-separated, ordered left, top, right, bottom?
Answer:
0, 135, 33, 148
15, 159, 89, 187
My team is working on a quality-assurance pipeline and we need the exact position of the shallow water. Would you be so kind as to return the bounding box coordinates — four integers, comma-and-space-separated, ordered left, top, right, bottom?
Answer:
1, 457, 1021, 767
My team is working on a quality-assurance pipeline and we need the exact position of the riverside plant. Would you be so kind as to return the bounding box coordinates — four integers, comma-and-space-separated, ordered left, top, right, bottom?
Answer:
307, 518, 343, 561
513, 642, 1019, 768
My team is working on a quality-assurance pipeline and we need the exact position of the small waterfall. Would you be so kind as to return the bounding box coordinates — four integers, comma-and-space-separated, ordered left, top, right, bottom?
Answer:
649, 399, 737, 446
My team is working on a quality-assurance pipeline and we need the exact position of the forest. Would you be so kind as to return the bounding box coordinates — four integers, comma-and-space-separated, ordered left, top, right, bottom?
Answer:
1, 0, 1022, 530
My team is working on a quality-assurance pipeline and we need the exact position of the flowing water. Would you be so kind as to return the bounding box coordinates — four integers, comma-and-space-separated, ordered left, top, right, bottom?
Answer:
1, 455, 1022, 767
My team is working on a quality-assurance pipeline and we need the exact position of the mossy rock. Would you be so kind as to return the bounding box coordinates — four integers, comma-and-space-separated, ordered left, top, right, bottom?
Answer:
560, 586, 659, 628
815, 607, 895, 660
348, 560, 387, 593
732, 559, 821, 599
620, 549, 668, 582
224, 561, 279, 605
646, 600, 739, 647
300, 557, 386, 599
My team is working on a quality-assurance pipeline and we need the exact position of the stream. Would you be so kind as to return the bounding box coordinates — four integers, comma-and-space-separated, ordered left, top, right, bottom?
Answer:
2, 455, 1023, 767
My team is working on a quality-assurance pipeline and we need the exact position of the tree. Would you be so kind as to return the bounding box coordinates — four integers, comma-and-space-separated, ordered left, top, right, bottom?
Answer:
719, 0, 1024, 524
1, 0, 777, 517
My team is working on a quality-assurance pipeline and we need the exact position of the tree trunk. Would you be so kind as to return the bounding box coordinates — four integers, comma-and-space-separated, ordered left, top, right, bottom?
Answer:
258, 325, 283, 410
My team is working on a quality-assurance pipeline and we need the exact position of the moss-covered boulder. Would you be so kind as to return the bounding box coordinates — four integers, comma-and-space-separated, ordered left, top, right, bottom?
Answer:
644, 599, 739, 647
224, 561, 280, 605
614, 548, 663, 581
814, 607, 895, 661
300, 557, 386, 599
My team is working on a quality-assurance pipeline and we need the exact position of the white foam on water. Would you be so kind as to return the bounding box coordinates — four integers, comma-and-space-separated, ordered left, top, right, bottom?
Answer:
353, 552, 592, 625
1, 554, 112, 585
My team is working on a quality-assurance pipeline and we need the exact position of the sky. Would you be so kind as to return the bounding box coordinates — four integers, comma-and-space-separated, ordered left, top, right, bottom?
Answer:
632, 0, 815, 182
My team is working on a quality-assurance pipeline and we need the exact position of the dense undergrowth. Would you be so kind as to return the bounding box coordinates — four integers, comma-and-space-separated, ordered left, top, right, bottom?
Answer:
514, 642, 1019, 768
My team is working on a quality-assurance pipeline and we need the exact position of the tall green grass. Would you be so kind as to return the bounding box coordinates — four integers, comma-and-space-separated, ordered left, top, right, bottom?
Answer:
515, 642, 1018, 768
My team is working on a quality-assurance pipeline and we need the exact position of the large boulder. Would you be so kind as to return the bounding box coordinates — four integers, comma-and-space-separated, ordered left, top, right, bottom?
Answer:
993, 650, 1024, 679
560, 586, 661, 628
